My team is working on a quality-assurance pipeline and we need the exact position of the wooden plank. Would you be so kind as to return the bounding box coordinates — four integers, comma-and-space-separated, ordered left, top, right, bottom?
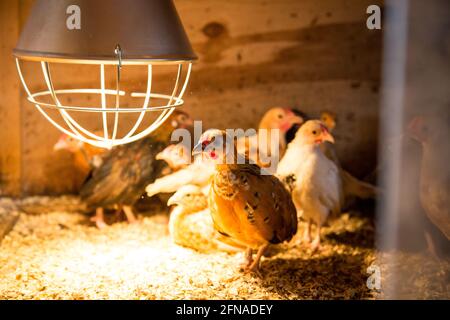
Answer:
0, 0, 22, 197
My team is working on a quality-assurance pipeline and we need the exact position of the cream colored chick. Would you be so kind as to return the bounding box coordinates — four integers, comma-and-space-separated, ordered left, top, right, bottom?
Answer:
236, 107, 305, 167
146, 157, 214, 197
167, 185, 242, 253
156, 143, 191, 171
277, 120, 343, 249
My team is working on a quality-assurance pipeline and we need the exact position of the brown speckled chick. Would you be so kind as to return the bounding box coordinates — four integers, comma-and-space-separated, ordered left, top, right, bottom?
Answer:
193, 129, 297, 272
80, 111, 192, 229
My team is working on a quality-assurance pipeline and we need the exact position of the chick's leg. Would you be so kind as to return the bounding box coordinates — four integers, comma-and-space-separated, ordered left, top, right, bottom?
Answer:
247, 244, 268, 272
241, 248, 253, 269
302, 220, 312, 244
91, 207, 107, 229
424, 231, 440, 260
311, 224, 321, 251
123, 205, 138, 224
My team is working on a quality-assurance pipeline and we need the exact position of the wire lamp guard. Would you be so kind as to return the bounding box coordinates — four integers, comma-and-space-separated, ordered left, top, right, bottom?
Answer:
14, 0, 196, 149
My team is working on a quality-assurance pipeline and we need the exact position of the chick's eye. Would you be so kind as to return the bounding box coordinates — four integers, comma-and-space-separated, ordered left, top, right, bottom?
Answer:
312, 130, 317, 135
186, 193, 191, 197
202, 141, 208, 148
277, 113, 284, 119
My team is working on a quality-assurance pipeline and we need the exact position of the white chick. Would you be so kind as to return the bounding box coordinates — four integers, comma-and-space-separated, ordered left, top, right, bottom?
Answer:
277, 120, 343, 249
146, 156, 214, 197
156, 143, 191, 171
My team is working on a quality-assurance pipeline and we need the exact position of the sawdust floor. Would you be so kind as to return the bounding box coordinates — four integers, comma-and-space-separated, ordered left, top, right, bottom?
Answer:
0, 196, 446, 300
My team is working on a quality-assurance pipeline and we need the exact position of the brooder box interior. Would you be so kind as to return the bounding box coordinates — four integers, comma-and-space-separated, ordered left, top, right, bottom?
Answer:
0, 0, 449, 300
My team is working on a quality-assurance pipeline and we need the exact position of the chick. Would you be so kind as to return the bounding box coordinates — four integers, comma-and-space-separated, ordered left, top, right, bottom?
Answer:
236, 107, 305, 167
317, 111, 339, 163
320, 110, 337, 132
80, 111, 192, 229
146, 156, 215, 198
167, 185, 243, 253
277, 120, 343, 249
53, 133, 105, 173
193, 129, 297, 271
285, 109, 310, 144
292, 109, 379, 203
408, 115, 450, 240
156, 143, 191, 172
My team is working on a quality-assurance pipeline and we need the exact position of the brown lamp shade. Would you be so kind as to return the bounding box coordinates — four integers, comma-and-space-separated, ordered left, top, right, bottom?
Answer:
14, 0, 197, 63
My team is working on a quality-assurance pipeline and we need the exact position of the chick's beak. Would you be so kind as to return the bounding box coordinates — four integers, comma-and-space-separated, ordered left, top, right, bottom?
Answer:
184, 117, 194, 128
155, 151, 164, 160
53, 140, 66, 151
288, 113, 304, 125
280, 112, 304, 132
407, 116, 425, 142
167, 194, 181, 206
322, 130, 335, 144
192, 141, 203, 156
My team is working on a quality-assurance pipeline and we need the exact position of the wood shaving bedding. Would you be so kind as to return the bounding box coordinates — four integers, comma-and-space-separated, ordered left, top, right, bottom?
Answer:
3, 197, 442, 299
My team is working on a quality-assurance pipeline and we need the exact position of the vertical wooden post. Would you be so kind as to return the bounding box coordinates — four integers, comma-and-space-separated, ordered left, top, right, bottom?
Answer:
0, 0, 22, 197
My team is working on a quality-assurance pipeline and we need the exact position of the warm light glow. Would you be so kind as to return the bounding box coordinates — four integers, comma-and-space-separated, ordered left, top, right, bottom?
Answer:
16, 59, 192, 149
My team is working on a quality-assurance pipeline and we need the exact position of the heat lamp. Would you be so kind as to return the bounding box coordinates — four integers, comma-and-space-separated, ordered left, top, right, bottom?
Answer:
14, 0, 196, 149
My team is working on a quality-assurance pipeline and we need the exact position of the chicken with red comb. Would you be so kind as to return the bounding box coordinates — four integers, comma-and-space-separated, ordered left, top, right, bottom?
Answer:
193, 129, 297, 272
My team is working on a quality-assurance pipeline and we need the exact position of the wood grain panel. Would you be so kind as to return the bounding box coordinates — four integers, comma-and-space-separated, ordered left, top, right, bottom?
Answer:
0, 0, 22, 196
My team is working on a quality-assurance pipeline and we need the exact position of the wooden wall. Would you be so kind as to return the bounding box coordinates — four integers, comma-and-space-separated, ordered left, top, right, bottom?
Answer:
0, 1, 22, 196
0, 0, 383, 196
